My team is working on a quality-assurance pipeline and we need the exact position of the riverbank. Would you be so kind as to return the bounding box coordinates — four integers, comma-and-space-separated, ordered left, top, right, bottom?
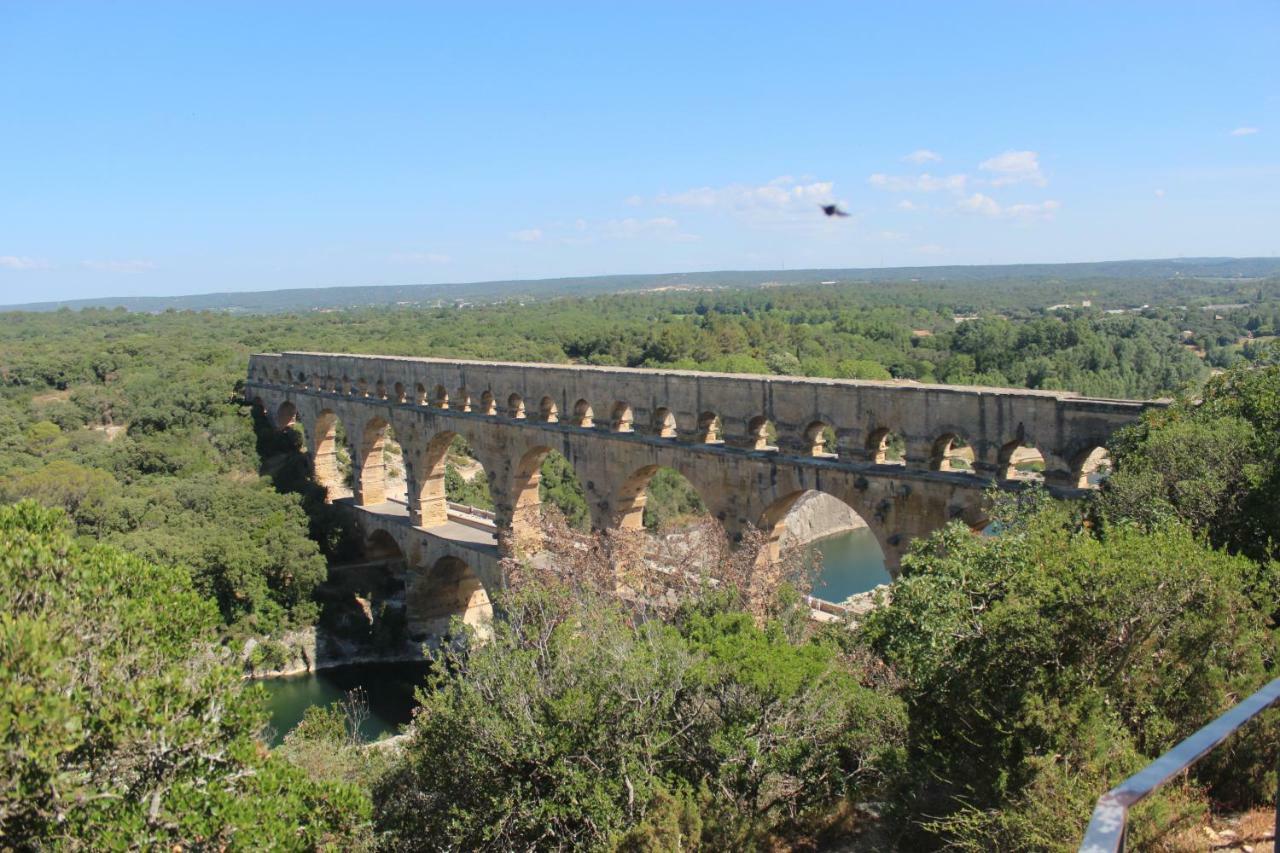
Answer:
243, 626, 427, 680
778, 491, 869, 550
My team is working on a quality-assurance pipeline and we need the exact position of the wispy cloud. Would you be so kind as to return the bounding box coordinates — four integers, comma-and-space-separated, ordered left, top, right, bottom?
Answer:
979, 150, 1046, 187
0, 255, 49, 270
81, 259, 157, 272
869, 172, 967, 193
902, 149, 941, 164
1154, 188, 1166, 199
914, 243, 946, 255
959, 192, 1060, 220
654, 176, 839, 216
1230, 126, 1260, 136
512, 228, 543, 243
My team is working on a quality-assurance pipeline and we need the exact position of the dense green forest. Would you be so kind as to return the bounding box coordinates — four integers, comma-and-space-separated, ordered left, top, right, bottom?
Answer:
2, 275, 1279, 848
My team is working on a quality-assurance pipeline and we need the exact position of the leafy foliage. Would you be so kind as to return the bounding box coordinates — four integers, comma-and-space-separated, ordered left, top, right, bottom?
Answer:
1102, 341, 1280, 562
374, 582, 906, 851
0, 501, 369, 848
861, 491, 1279, 849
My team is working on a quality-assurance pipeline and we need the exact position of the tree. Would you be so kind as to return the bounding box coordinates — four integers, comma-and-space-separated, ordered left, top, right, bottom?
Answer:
0, 501, 369, 847
861, 491, 1279, 850
1101, 342, 1280, 563
374, 579, 905, 851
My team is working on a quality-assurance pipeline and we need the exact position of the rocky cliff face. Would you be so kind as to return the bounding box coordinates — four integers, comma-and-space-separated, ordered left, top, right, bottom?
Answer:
778, 491, 868, 550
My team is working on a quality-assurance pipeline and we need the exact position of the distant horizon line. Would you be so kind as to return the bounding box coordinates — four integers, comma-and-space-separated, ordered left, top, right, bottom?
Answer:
3, 254, 1277, 312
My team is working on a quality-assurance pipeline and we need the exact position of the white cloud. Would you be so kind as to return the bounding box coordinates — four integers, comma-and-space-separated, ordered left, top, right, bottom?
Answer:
1004, 199, 1061, 219
81, 259, 156, 272
624, 194, 645, 207
914, 244, 946, 255
979, 150, 1046, 186
869, 172, 968, 193
903, 149, 941, 164
1230, 126, 1259, 136
655, 176, 837, 214
1154, 188, 1166, 199
389, 252, 451, 264
958, 193, 1060, 220
0, 255, 49, 270
958, 192, 1002, 216
896, 199, 919, 211
512, 228, 543, 243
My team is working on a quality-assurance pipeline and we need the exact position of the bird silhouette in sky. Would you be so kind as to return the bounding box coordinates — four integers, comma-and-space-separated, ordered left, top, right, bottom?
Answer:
820, 204, 850, 217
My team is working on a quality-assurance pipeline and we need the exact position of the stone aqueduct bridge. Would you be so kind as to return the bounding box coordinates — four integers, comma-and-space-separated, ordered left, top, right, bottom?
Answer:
245, 351, 1162, 623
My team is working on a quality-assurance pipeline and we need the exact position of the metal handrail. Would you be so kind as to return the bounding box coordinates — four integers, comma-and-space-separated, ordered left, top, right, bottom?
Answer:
1079, 676, 1280, 852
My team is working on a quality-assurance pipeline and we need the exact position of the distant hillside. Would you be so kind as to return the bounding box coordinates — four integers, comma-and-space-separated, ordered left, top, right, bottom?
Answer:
5, 257, 1280, 314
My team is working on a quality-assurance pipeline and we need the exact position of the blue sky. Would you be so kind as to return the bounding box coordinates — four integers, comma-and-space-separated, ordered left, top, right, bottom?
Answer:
1, 2, 1277, 302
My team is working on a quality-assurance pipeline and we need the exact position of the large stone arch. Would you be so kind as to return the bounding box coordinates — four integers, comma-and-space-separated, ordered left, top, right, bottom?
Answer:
405, 555, 494, 640
759, 488, 892, 568
354, 415, 392, 506
310, 409, 343, 499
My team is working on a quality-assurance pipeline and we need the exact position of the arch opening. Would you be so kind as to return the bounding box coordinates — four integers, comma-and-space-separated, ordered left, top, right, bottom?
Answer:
356, 417, 407, 506
614, 465, 708, 533
747, 416, 778, 452
611, 401, 634, 433
653, 407, 678, 438
455, 387, 472, 413
415, 383, 428, 405
999, 440, 1046, 482
480, 391, 497, 416
761, 490, 890, 603
275, 401, 298, 430
407, 556, 493, 641
511, 446, 591, 551
867, 428, 906, 466
540, 396, 559, 423
508, 393, 526, 419
411, 432, 493, 527
572, 399, 594, 428
394, 382, 406, 404
1073, 446, 1112, 489
931, 433, 974, 472
434, 384, 450, 409
805, 421, 838, 458
311, 410, 351, 500
697, 412, 723, 444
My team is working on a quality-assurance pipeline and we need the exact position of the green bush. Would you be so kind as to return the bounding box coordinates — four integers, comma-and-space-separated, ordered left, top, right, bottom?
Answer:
0, 501, 370, 847
861, 490, 1279, 849
373, 584, 906, 850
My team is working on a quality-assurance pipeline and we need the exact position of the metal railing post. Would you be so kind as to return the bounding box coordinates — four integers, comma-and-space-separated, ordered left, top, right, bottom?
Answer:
1079, 676, 1280, 852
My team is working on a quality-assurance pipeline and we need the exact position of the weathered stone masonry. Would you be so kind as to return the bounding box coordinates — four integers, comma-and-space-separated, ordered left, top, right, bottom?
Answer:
246, 351, 1163, 620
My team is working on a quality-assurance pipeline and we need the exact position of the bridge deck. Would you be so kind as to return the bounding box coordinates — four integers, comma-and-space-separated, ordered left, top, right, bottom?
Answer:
338, 497, 500, 557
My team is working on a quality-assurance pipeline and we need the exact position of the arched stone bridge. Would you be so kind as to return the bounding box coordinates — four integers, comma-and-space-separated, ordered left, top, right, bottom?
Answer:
245, 351, 1162, 625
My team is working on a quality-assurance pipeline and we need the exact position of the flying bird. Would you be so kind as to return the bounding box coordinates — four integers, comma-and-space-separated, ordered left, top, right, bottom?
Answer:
820, 204, 850, 217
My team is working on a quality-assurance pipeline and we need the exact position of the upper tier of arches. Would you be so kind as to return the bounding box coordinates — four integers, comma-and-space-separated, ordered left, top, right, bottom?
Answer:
249, 352, 1150, 491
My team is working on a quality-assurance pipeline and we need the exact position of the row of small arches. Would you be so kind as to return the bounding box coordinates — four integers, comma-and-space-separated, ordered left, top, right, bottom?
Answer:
257, 368, 1109, 487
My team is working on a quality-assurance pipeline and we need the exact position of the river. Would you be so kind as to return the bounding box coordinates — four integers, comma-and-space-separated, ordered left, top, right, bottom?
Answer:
263, 527, 891, 743
806, 526, 893, 603
260, 661, 432, 746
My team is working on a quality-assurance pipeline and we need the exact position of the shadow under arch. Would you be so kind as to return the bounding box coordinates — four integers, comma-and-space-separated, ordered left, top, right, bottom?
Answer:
406, 555, 494, 641
759, 489, 891, 601
276, 400, 298, 430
